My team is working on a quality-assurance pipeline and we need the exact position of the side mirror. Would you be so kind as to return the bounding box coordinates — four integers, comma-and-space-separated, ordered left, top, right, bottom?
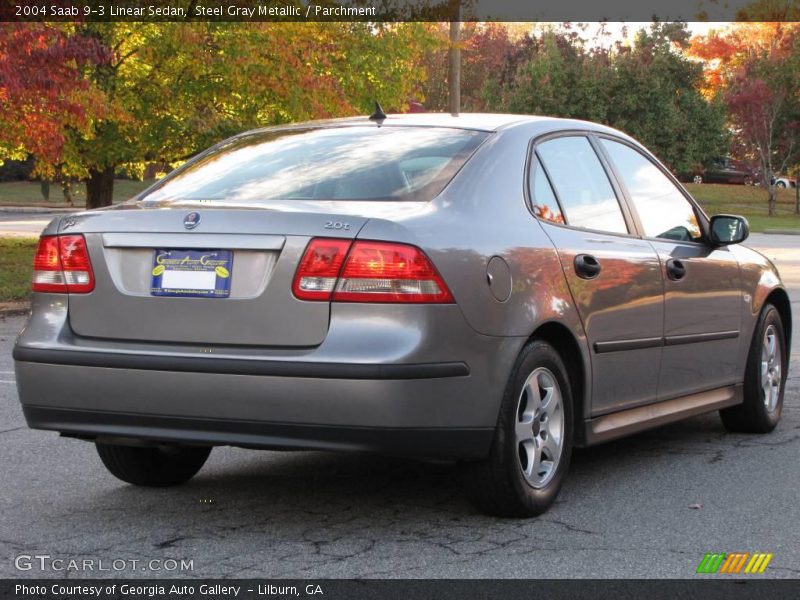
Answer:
709, 214, 749, 245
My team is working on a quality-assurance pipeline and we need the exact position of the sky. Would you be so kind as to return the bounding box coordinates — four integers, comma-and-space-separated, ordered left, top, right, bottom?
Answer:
584, 21, 727, 45
513, 22, 730, 48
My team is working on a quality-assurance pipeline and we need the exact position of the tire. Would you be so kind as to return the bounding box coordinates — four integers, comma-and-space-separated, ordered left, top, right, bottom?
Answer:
744, 176, 754, 186
720, 304, 787, 433
776, 181, 786, 188
467, 340, 574, 517
96, 443, 211, 487
693, 175, 703, 184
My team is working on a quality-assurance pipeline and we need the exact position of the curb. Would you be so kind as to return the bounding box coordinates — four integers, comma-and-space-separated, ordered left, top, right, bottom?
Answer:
763, 229, 800, 236
0, 206, 82, 214
0, 302, 30, 316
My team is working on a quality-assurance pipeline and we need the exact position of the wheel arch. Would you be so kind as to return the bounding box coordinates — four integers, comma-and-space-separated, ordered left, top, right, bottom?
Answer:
528, 320, 591, 447
766, 287, 792, 356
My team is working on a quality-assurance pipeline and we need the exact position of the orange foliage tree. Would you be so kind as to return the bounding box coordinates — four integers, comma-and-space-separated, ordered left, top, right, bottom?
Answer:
690, 23, 800, 215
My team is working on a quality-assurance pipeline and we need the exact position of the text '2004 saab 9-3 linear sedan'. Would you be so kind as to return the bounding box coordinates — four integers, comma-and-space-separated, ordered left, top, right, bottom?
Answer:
13, 112, 791, 516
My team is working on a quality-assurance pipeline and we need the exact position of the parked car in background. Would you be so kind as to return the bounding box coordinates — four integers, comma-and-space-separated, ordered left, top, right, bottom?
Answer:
773, 175, 797, 188
13, 114, 792, 517
685, 156, 756, 185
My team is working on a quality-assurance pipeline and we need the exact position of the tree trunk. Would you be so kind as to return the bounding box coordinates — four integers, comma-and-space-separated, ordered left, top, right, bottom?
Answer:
447, 11, 461, 116
86, 166, 115, 209
767, 184, 777, 217
795, 180, 799, 215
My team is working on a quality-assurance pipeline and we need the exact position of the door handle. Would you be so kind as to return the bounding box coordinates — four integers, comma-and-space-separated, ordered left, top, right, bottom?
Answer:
666, 258, 687, 281
574, 254, 601, 279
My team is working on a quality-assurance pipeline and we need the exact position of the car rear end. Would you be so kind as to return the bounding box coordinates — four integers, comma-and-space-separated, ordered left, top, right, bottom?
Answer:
13, 122, 513, 459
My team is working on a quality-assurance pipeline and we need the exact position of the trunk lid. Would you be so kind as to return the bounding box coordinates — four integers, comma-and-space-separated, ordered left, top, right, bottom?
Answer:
62, 206, 369, 347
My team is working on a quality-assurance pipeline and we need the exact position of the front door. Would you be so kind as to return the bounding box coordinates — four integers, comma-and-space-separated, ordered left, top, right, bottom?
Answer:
531, 135, 665, 415
597, 138, 742, 400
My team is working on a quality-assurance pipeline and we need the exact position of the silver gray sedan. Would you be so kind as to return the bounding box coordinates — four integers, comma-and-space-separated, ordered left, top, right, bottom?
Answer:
13, 113, 791, 517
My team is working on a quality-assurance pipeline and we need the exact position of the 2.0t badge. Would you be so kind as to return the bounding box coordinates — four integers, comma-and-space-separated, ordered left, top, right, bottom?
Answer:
183, 212, 201, 229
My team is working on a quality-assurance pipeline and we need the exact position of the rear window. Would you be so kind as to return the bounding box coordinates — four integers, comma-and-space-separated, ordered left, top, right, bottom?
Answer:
138, 126, 489, 204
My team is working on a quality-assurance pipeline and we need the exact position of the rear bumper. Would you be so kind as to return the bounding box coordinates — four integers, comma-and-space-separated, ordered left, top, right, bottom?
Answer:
14, 295, 523, 459
22, 406, 493, 459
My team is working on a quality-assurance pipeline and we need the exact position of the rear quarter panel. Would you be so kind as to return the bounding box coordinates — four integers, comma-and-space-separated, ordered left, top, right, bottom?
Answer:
356, 124, 592, 416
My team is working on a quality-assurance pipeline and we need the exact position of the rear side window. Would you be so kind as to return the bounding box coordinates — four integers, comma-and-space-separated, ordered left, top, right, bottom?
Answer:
529, 161, 564, 224
138, 126, 488, 204
535, 136, 628, 234
600, 139, 702, 242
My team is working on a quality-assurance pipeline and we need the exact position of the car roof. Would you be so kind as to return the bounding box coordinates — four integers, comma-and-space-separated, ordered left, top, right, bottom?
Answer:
313, 113, 542, 131
243, 113, 600, 134
228, 113, 640, 154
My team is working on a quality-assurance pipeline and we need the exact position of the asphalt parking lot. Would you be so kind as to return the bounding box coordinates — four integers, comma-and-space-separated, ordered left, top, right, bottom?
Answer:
0, 233, 798, 579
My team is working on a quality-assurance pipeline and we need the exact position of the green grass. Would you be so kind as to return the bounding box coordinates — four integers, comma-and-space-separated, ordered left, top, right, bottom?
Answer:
0, 237, 37, 302
0, 179, 154, 207
687, 183, 800, 232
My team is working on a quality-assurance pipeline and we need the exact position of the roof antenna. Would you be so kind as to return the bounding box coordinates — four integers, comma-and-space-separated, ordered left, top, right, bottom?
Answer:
369, 101, 387, 125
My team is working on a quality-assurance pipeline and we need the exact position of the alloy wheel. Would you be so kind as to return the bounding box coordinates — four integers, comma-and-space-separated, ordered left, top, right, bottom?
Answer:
761, 324, 782, 412
514, 367, 564, 488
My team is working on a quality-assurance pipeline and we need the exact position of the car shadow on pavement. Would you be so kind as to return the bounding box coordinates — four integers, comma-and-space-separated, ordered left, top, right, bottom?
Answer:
90, 412, 743, 522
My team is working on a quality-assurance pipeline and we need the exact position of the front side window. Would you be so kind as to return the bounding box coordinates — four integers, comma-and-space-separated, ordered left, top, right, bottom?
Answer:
600, 139, 702, 242
137, 126, 488, 205
535, 136, 628, 234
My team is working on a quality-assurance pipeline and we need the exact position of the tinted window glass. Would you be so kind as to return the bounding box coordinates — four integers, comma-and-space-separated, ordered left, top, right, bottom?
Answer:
138, 126, 488, 204
530, 161, 564, 224
601, 139, 702, 242
536, 137, 628, 234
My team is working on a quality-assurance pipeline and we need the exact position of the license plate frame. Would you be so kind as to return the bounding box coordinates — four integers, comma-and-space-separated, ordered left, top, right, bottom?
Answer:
150, 249, 233, 298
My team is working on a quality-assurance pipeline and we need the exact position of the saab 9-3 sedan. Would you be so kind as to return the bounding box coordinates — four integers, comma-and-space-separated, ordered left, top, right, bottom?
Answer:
13, 113, 791, 516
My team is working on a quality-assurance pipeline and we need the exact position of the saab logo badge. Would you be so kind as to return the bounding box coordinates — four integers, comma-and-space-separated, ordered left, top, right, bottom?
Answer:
696, 552, 773, 574
183, 212, 201, 230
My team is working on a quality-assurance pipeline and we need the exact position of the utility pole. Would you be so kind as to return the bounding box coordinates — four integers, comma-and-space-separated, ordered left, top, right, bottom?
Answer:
448, 2, 461, 116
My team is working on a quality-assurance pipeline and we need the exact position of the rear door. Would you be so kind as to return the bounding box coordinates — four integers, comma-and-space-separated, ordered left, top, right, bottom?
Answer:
597, 137, 742, 400
530, 134, 665, 415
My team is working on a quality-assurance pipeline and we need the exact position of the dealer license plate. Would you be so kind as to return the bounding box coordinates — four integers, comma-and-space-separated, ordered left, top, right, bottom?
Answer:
150, 249, 233, 298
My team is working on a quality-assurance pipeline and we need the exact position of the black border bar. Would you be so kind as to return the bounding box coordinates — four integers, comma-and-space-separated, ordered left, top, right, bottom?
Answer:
1, 0, 792, 23
3, 579, 800, 600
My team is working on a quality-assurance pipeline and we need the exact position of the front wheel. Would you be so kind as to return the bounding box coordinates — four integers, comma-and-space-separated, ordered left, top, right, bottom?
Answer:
720, 304, 787, 433
467, 340, 573, 517
96, 443, 211, 487
693, 175, 703, 184
776, 181, 786, 188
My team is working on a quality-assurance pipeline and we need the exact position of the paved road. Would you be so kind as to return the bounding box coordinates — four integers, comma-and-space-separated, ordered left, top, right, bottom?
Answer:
0, 235, 799, 579
0, 212, 60, 238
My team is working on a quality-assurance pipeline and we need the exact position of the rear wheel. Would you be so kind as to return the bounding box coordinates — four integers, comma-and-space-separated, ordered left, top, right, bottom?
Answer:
776, 180, 787, 188
693, 175, 703, 184
467, 341, 573, 517
720, 304, 786, 433
96, 443, 211, 487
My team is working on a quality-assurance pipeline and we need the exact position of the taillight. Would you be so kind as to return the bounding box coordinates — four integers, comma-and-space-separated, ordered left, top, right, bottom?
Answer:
292, 238, 453, 303
32, 235, 94, 294
292, 238, 351, 300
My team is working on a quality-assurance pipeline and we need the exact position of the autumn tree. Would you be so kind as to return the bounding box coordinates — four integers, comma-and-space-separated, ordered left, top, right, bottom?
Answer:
691, 23, 800, 215
0, 22, 436, 208
420, 22, 516, 112
488, 23, 727, 174
0, 23, 106, 176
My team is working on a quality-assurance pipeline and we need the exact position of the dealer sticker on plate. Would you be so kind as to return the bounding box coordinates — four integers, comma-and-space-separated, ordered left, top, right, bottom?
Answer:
150, 249, 233, 298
